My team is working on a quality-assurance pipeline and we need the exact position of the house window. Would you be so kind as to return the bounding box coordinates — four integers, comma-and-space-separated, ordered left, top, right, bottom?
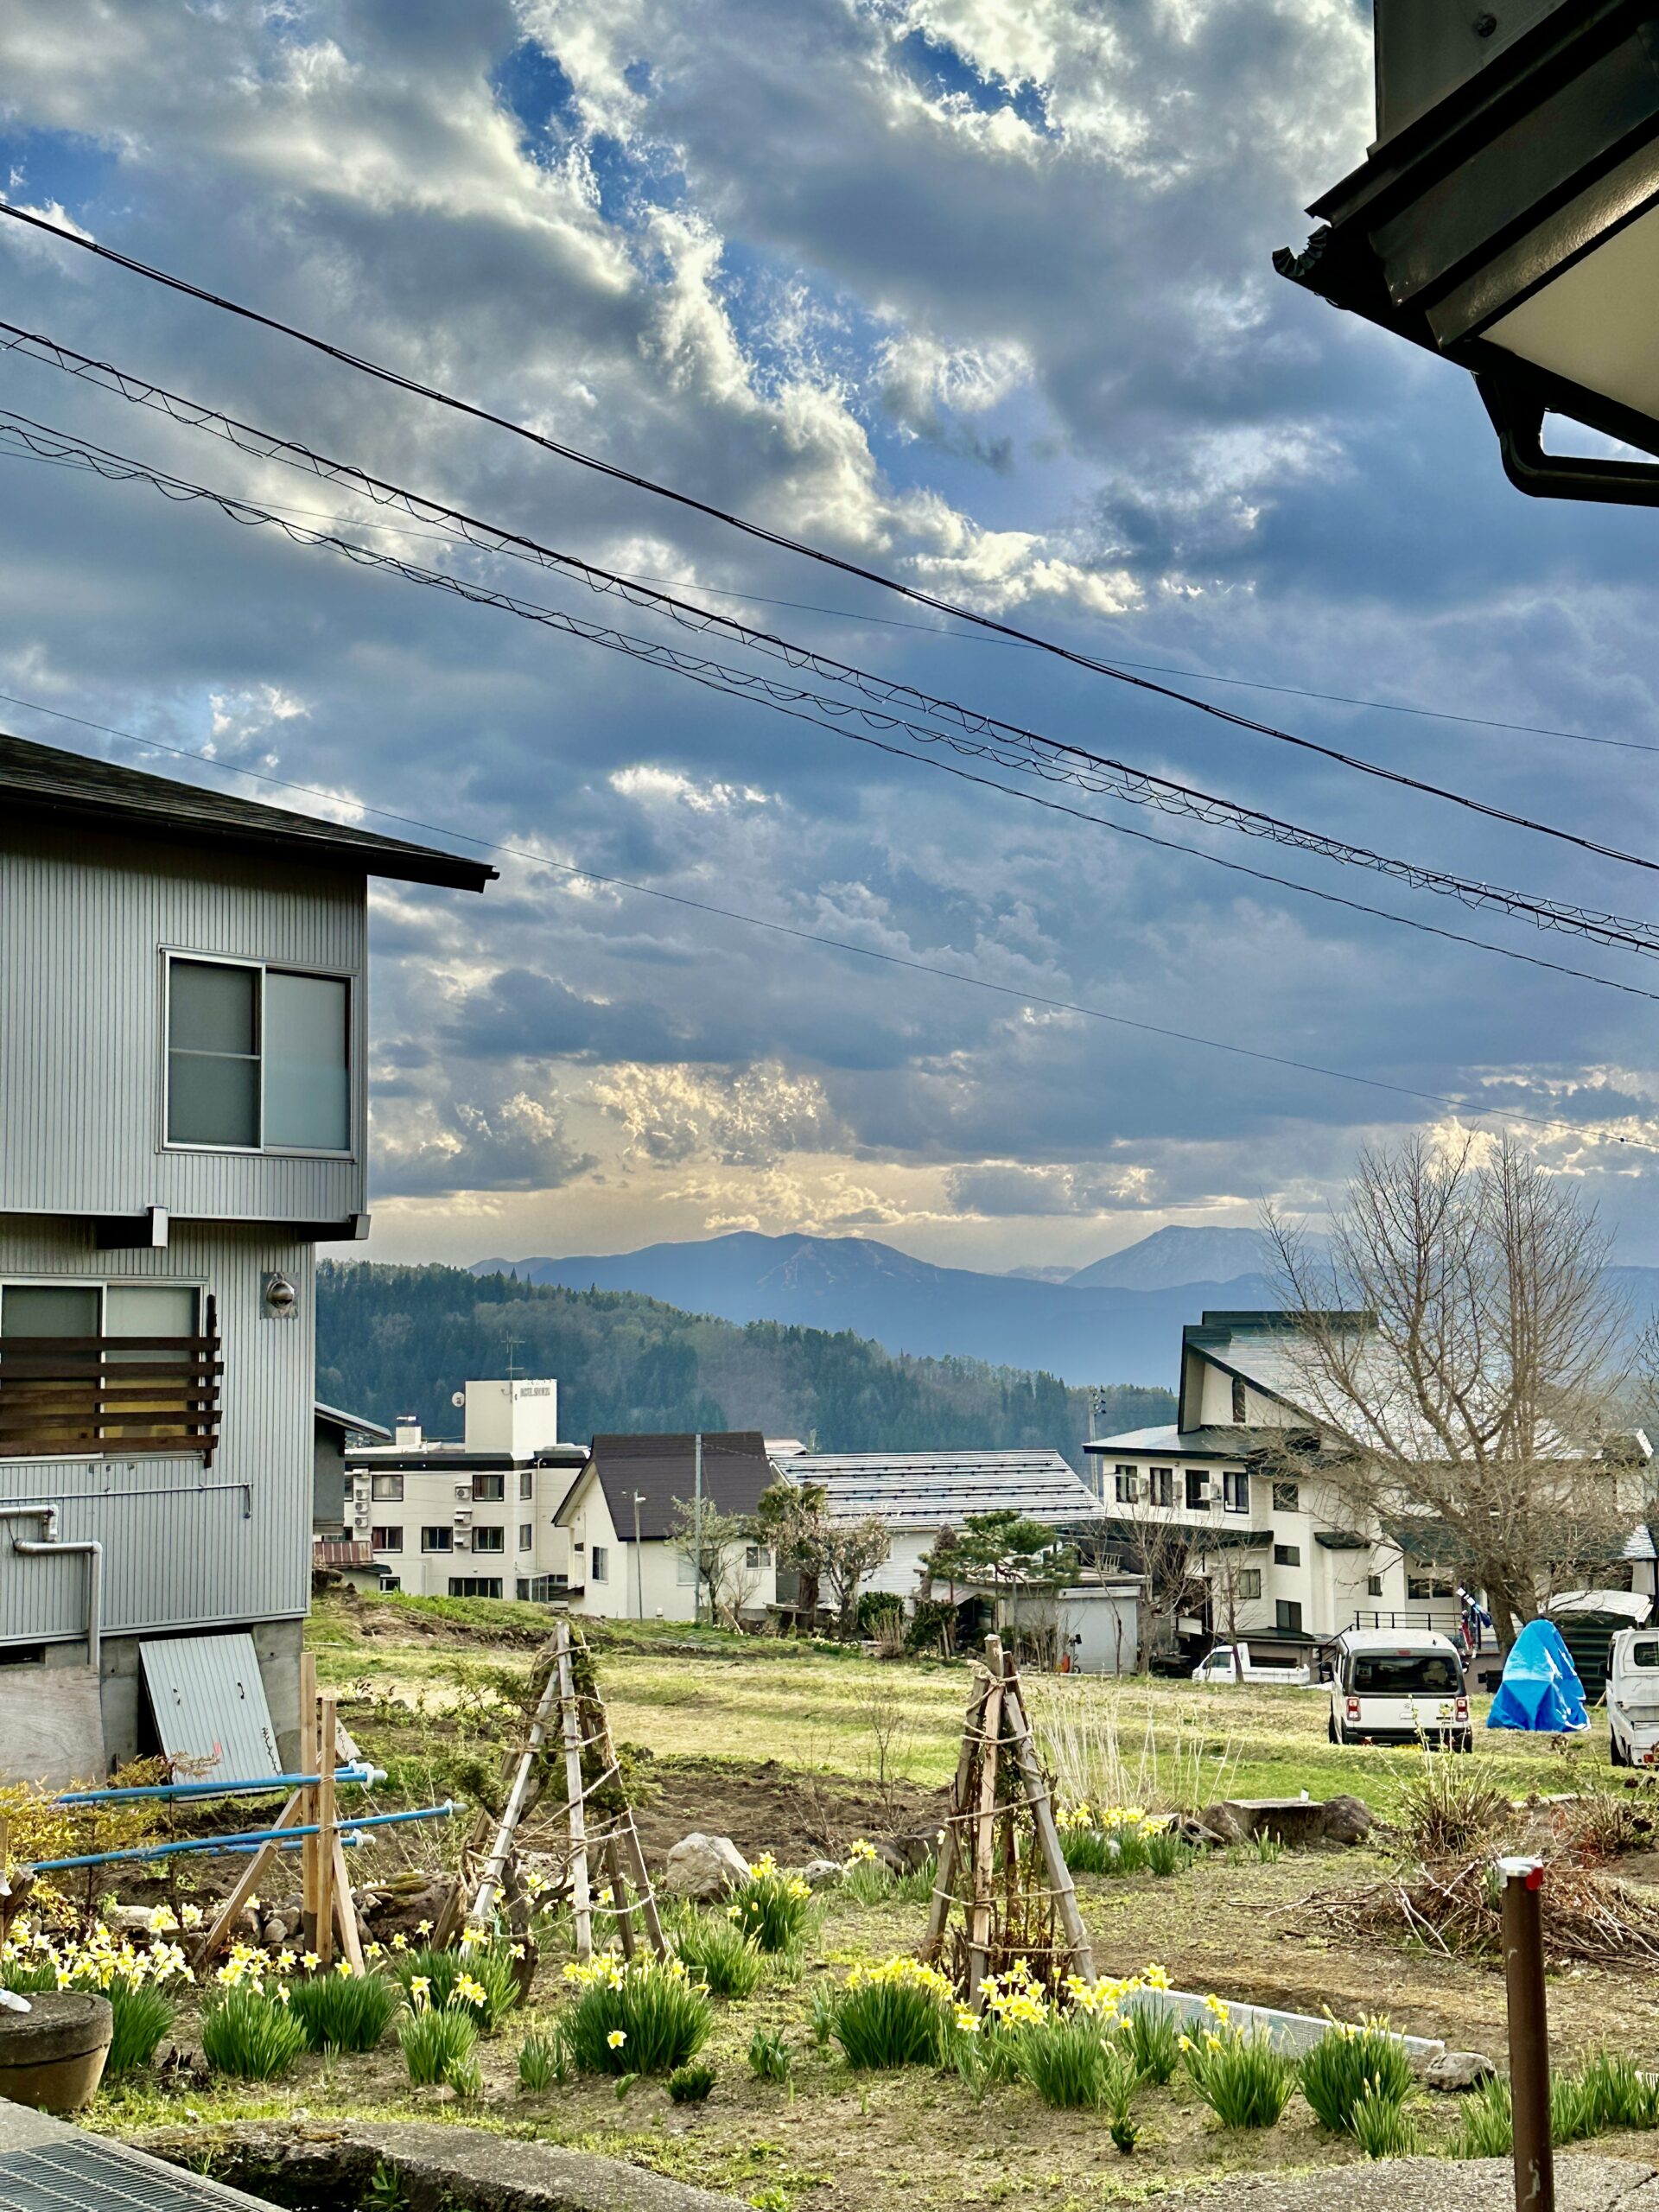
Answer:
1271, 1480, 1300, 1513
165, 955, 350, 1153
372, 1526, 403, 1553
1367, 1573, 1384, 1598
371, 1474, 404, 1502
518, 1523, 533, 1550
591, 1544, 608, 1584
1185, 1469, 1211, 1510
1115, 1465, 1139, 1504
677, 1550, 697, 1585
1236, 1568, 1262, 1600
1223, 1470, 1249, 1513
518, 1575, 562, 1601
1230, 1376, 1247, 1424
448, 1577, 502, 1599
472, 1473, 505, 1502
0, 1281, 207, 1458
746, 1545, 771, 1568
421, 1527, 453, 1554
1274, 1542, 1300, 1567
519, 1471, 534, 1500
472, 1526, 505, 1554
1149, 1467, 1174, 1508
1275, 1599, 1304, 1632
1408, 1570, 1457, 1600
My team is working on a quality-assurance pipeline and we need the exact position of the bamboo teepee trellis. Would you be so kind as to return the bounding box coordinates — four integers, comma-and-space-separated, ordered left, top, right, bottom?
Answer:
435, 1620, 665, 1960
922, 1634, 1094, 2001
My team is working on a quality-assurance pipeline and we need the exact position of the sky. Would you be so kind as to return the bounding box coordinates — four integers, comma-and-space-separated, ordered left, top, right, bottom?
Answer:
7, 0, 1659, 1277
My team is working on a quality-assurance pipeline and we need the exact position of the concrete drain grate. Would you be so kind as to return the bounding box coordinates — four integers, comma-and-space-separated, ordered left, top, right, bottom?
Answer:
0, 2140, 250, 2212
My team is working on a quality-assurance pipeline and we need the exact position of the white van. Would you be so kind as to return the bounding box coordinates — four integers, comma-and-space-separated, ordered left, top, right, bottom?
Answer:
1192, 1641, 1313, 1687
1607, 1628, 1659, 1767
1328, 1628, 1471, 1749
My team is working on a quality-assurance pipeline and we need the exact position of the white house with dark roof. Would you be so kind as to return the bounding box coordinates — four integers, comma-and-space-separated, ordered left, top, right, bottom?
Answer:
556, 1431, 779, 1621
0, 731, 493, 1777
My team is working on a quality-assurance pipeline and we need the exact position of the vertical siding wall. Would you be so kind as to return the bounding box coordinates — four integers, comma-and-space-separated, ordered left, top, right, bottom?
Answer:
0, 823, 365, 1221
0, 1218, 314, 1643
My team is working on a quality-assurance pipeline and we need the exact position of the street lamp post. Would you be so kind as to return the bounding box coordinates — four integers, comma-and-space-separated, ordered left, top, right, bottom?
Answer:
631, 1491, 646, 1621
1278, 1, 1659, 504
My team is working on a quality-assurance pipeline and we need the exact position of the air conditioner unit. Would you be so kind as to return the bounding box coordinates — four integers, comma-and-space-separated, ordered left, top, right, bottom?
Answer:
453, 1530, 471, 1551
353, 1504, 370, 1523
453, 1508, 473, 1524
454, 1484, 471, 1502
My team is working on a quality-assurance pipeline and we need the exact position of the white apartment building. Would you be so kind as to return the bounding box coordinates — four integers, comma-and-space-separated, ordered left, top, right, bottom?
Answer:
344, 1378, 587, 1600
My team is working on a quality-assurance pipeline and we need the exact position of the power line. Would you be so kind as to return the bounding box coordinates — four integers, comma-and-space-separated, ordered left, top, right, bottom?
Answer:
9, 321, 1649, 887
7, 404, 1659, 973
4, 208, 1654, 829
3, 683, 1655, 1157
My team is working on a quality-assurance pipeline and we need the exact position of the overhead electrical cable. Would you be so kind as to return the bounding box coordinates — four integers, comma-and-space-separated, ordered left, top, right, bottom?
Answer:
3, 207, 1654, 820
7, 403, 1659, 971
3, 685, 1653, 1158
8, 321, 1650, 880
7, 406, 1659, 975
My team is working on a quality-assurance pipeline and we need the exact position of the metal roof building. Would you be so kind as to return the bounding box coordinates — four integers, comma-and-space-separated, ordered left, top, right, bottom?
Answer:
779, 1448, 1106, 1529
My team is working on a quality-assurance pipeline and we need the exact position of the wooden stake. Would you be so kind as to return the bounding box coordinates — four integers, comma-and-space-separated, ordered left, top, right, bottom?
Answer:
315, 1697, 339, 1969
1000, 1659, 1094, 1982
605, 1836, 636, 1961
587, 1670, 667, 1959
331, 1833, 365, 1974
925, 1672, 991, 1958
555, 1623, 593, 1960
967, 1637, 1005, 2002
194, 1789, 305, 1967
298, 1653, 319, 1954
467, 1647, 564, 1929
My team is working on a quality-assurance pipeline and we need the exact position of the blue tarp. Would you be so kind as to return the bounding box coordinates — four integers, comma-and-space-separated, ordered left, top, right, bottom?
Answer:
1486, 1617, 1589, 1732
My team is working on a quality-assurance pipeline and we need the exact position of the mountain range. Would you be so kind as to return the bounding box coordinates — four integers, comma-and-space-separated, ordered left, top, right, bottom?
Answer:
474, 1224, 1659, 1389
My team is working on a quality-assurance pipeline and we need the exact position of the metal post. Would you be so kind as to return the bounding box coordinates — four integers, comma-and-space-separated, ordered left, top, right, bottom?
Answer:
632, 1491, 645, 1619
1499, 1856, 1554, 2212
693, 1432, 703, 1628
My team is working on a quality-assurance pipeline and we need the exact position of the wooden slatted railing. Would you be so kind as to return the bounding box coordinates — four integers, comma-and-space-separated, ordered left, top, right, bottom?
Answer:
0, 1297, 221, 1463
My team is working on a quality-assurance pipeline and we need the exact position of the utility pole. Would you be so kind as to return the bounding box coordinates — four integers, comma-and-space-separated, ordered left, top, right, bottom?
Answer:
632, 1491, 645, 1620
693, 1431, 704, 1628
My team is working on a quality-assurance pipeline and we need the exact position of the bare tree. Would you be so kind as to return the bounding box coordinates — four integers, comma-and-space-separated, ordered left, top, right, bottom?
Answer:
668, 1498, 761, 1624
1123, 1518, 1211, 1672
1266, 1132, 1634, 1651
821, 1519, 893, 1639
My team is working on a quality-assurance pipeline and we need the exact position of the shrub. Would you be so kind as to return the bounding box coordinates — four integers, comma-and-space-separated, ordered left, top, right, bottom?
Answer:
397, 2001, 480, 2089
748, 2027, 792, 2085
518, 2029, 563, 2092
1391, 1751, 1510, 1862
891, 1857, 938, 1906
1120, 2002, 1180, 2086
671, 1910, 764, 1999
105, 1979, 177, 2074
1181, 2017, 1296, 2129
200, 1987, 308, 2081
905, 1598, 957, 1656
1574, 2048, 1659, 2133
1451, 2075, 1512, 2159
560, 1955, 712, 2076
1145, 1828, 1193, 1878
1351, 2076, 1421, 2159
668, 2060, 716, 2104
285, 1970, 403, 2055
1014, 2010, 1130, 2110
830, 1956, 954, 2070
1300, 2018, 1414, 2135
728, 1854, 814, 1953
387, 1940, 521, 2034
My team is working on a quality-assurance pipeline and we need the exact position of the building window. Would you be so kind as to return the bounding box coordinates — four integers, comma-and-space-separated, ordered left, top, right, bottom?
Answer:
1222, 1470, 1249, 1513
448, 1577, 502, 1599
1236, 1568, 1262, 1600
591, 1544, 608, 1584
1408, 1570, 1457, 1600
519, 1471, 534, 1500
371, 1526, 402, 1553
1149, 1468, 1174, 1508
1275, 1599, 1304, 1633
1367, 1573, 1384, 1598
1185, 1469, 1210, 1510
0, 1281, 208, 1459
1274, 1542, 1300, 1567
1271, 1479, 1300, 1513
165, 955, 350, 1153
746, 1545, 771, 1568
518, 1574, 562, 1601
472, 1526, 505, 1554
472, 1472, 505, 1502
421, 1527, 453, 1554
677, 1550, 697, 1585
1115, 1465, 1139, 1504
1230, 1375, 1247, 1423
518, 1523, 533, 1550
371, 1473, 404, 1502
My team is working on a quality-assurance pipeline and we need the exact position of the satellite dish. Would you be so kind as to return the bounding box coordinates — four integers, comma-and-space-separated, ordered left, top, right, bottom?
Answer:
451, 1390, 466, 1408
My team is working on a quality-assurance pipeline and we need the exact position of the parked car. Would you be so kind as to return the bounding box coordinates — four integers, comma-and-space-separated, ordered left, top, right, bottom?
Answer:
1192, 1641, 1313, 1687
1327, 1627, 1471, 1748
1607, 1627, 1659, 1767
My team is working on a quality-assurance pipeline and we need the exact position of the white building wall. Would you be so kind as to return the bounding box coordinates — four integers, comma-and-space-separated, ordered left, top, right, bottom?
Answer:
561, 1471, 777, 1621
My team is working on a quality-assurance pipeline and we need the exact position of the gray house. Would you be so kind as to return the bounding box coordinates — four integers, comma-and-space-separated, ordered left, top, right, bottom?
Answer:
0, 733, 492, 1777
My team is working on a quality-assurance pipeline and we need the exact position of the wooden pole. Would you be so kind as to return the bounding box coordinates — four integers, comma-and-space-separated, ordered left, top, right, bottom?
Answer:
924, 1671, 991, 1958
298, 1654, 319, 1955
467, 1647, 563, 1929
555, 1623, 593, 1960
586, 1661, 666, 1959
1501, 1859, 1554, 2212
194, 1789, 305, 1967
315, 1697, 338, 1969
331, 1833, 365, 1974
605, 1836, 636, 1961
967, 1634, 1005, 2003
1000, 1655, 1095, 1982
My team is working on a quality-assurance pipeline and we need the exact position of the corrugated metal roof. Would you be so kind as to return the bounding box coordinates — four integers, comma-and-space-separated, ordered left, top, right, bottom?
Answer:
314, 1402, 391, 1441
782, 1449, 1106, 1529
140, 1632, 281, 1781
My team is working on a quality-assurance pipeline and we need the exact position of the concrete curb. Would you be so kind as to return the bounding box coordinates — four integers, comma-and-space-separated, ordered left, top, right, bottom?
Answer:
1134, 1985, 1446, 2062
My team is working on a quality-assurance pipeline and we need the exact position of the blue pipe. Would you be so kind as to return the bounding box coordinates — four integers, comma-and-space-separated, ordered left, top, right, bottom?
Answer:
30, 1801, 454, 1873
56, 1764, 384, 1807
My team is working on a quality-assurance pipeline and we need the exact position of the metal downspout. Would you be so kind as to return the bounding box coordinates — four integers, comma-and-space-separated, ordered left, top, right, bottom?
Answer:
1, 1504, 104, 1671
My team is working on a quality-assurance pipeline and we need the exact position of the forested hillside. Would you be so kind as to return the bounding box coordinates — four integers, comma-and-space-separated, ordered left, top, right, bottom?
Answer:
316, 1262, 1173, 1469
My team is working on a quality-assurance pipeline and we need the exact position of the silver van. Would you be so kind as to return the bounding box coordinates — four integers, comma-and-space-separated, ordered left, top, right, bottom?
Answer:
1328, 1627, 1471, 1749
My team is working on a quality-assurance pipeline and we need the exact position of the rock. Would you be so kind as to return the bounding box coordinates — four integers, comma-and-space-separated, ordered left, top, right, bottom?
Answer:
663, 1834, 750, 1901
1423, 2050, 1497, 2092
103, 1905, 158, 1937
1193, 1802, 1252, 1846
891, 1827, 942, 1871
871, 1840, 908, 1877
796, 1860, 843, 1890
1319, 1794, 1373, 1847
